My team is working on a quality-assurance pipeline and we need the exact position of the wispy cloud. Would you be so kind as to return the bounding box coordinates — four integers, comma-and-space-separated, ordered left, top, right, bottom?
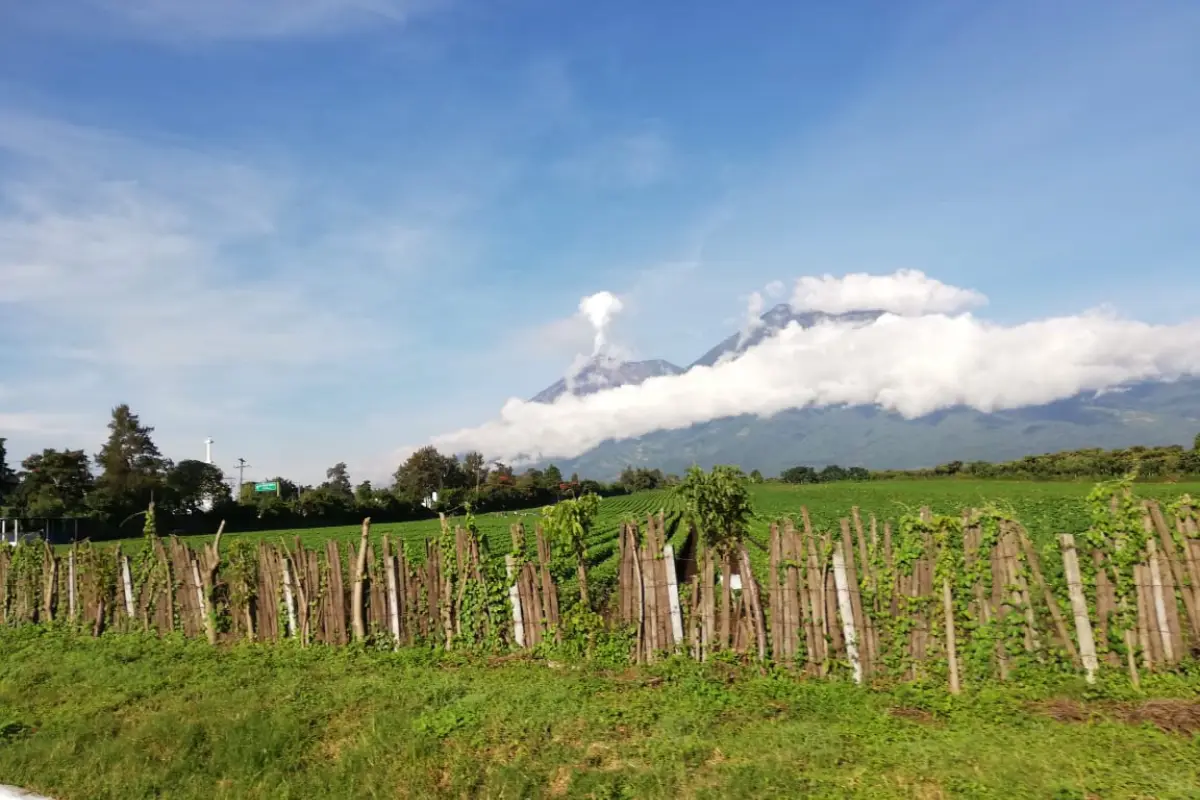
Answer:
70, 0, 448, 40
0, 110, 446, 474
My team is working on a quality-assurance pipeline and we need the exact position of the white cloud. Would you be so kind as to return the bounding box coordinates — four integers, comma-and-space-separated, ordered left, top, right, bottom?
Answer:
790, 269, 987, 316
0, 110, 448, 480
80, 0, 445, 40
0, 412, 91, 437
428, 271, 1200, 463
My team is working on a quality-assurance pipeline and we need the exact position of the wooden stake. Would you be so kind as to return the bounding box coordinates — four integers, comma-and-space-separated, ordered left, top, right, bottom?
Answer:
632, 529, 646, 663
506, 555, 524, 648
121, 554, 136, 620
68, 548, 77, 622
739, 545, 767, 661
1017, 525, 1077, 664
1146, 539, 1175, 664
832, 545, 862, 684
351, 518, 371, 642
1059, 534, 1098, 684
840, 518, 870, 676
386, 552, 401, 649
942, 574, 961, 694
1146, 502, 1199, 639
280, 552, 297, 639
664, 543, 684, 649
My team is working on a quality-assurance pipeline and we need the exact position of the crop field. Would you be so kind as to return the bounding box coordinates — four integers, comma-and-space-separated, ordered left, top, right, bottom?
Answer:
130, 479, 1200, 566
10, 478, 1200, 798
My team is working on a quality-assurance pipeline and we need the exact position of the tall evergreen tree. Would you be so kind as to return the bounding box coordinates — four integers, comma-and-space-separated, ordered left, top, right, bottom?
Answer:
93, 404, 170, 516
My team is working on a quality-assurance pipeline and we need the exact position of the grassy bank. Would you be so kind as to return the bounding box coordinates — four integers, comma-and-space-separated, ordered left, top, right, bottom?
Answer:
1, 629, 1197, 799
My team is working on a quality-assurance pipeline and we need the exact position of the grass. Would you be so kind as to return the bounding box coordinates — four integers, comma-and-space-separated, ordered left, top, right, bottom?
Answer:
1, 627, 1198, 799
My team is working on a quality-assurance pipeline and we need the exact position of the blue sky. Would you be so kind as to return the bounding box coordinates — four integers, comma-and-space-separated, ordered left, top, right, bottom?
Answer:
1, 0, 1198, 484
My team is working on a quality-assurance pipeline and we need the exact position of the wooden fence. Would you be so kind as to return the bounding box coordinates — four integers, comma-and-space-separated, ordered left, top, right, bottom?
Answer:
619, 499, 1200, 687
2, 499, 1197, 690
0, 516, 557, 650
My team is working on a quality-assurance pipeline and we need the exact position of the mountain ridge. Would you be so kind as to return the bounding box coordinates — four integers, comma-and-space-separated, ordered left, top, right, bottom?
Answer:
526, 304, 1200, 479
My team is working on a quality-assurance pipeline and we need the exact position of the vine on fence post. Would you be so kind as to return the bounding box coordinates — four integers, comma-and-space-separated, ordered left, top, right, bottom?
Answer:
1083, 472, 1148, 671
541, 493, 601, 609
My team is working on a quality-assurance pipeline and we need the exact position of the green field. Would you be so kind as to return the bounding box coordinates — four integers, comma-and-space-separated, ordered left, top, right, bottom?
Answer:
1, 628, 1197, 799
11, 479, 1200, 798
133, 478, 1200, 561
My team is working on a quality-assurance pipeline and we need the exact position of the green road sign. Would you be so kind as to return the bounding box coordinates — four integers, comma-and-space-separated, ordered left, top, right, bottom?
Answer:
254, 482, 279, 493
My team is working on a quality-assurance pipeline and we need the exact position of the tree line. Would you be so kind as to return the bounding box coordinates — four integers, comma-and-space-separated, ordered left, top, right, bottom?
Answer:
0, 405, 633, 540
4, 403, 1195, 541
778, 437, 1200, 484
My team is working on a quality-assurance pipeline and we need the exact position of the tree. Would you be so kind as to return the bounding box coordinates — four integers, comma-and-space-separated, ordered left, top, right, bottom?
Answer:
748, 469, 764, 483
676, 465, 753, 554
324, 462, 353, 498
166, 460, 231, 514
1194, 432, 1200, 452
462, 451, 488, 491
393, 446, 463, 501
94, 404, 169, 516
819, 464, 848, 483
618, 466, 665, 492
354, 481, 375, 506
15, 449, 94, 517
0, 437, 16, 507
780, 465, 819, 484
542, 493, 601, 607
543, 464, 564, 490
846, 466, 870, 481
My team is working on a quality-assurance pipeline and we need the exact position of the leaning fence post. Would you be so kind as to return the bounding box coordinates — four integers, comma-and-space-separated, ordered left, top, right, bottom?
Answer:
663, 543, 684, 649
832, 546, 863, 685
121, 554, 136, 620
280, 552, 298, 639
942, 575, 961, 694
506, 555, 525, 648
1059, 534, 1099, 684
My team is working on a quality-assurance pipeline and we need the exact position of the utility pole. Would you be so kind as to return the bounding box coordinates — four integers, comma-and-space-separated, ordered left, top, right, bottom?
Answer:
234, 458, 251, 498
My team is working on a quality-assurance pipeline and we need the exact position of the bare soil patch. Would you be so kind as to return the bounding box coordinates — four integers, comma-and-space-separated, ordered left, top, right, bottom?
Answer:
1033, 698, 1200, 736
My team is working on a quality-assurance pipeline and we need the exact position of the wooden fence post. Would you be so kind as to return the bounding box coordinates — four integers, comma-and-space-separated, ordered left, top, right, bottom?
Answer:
663, 543, 684, 650
67, 548, 77, 622
352, 518, 370, 642
121, 554, 136, 620
280, 552, 297, 638
506, 555, 525, 648
201, 522, 224, 645
942, 575, 961, 694
832, 546, 862, 685
1146, 539, 1175, 664
1059, 534, 1099, 684
385, 544, 402, 649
